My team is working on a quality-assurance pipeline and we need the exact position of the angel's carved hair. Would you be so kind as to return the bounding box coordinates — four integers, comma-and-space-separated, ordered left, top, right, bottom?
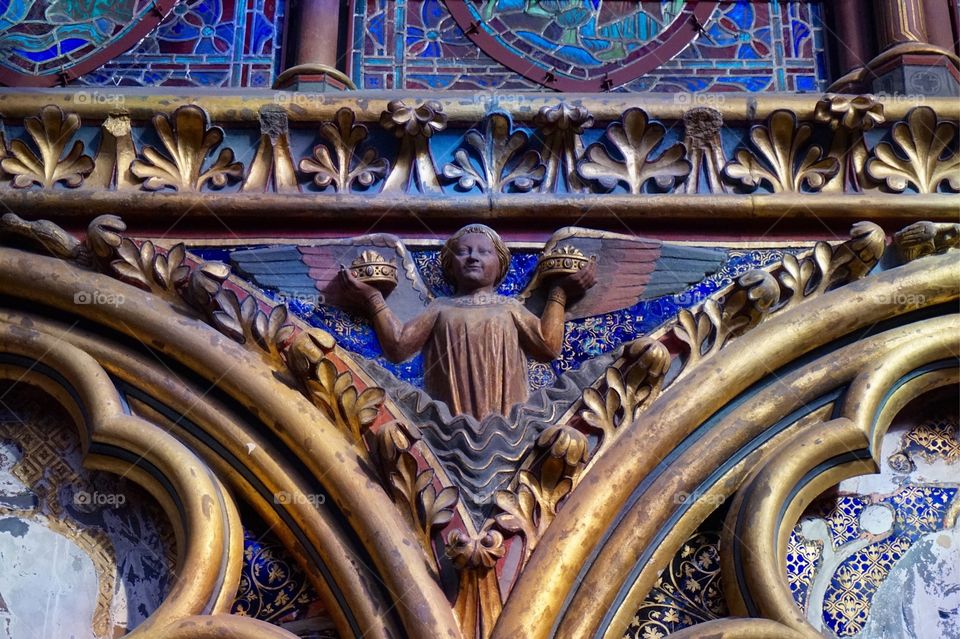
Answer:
440, 224, 511, 287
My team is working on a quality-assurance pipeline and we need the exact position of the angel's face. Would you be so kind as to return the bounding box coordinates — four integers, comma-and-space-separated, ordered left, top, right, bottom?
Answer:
449, 233, 500, 293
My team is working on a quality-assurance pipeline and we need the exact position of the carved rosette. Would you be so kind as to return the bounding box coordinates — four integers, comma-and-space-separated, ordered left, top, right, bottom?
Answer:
534, 103, 593, 193
815, 94, 885, 192
380, 99, 448, 193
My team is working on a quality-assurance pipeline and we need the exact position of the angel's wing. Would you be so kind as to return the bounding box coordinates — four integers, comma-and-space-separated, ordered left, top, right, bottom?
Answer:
229, 234, 433, 322
521, 227, 726, 320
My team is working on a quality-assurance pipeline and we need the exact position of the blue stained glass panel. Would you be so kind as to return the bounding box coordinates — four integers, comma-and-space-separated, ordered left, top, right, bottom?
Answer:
350, 1, 829, 93
72, 0, 286, 88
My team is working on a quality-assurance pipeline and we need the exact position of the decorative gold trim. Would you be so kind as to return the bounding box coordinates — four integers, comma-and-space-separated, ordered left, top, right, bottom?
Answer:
1, 190, 956, 223
0, 91, 955, 122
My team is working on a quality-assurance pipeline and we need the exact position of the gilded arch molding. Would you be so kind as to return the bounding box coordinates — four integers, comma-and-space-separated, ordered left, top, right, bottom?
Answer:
0, 321, 294, 638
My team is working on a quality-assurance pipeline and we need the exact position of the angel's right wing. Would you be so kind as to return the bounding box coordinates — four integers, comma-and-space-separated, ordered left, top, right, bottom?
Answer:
228, 234, 433, 322
520, 227, 727, 320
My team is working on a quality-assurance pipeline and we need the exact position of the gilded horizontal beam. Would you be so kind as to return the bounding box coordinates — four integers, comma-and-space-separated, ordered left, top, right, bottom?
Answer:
1, 89, 957, 123
2, 190, 957, 225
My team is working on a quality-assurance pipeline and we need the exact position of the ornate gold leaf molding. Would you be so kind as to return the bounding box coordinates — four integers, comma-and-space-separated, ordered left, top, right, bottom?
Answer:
724, 109, 839, 192
0, 104, 93, 188
867, 106, 960, 193
443, 112, 545, 193
577, 107, 690, 193
130, 105, 244, 191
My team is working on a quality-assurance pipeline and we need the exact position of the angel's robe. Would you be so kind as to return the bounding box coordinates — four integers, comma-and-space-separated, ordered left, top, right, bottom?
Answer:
422, 294, 553, 421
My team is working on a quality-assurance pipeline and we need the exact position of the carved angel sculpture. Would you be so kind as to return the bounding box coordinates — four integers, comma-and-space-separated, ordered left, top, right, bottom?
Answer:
230, 225, 725, 421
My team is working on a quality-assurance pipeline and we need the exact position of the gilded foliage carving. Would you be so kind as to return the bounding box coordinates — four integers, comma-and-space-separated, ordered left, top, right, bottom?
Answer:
534, 103, 593, 193
724, 109, 839, 192
287, 331, 382, 449
494, 424, 590, 567
373, 421, 458, 574
577, 108, 690, 193
380, 99, 447, 193
777, 221, 885, 309
674, 269, 780, 370
86, 214, 126, 261
0, 105, 93, 188
814, 94, 885, 192
111, 239, 190, 293
580, 338, 670, 440
866, 106, 960, 193
299, 107, 388, 192
211, 290, 295, 359
443, 112, 544, 193
131, 105, 244, 191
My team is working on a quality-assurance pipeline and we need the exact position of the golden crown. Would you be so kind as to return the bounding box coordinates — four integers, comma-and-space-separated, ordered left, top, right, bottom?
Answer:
537, 244, 590, 278
349, 250, 398, 293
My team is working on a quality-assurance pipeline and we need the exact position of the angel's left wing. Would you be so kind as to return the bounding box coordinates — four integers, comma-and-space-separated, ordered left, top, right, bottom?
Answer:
520, 227, 726, 320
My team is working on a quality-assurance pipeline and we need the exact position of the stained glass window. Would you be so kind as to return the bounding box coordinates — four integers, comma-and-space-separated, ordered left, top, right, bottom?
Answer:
72, 0, 287, 88
349, 1, 829, 92
0, 0, 176, 84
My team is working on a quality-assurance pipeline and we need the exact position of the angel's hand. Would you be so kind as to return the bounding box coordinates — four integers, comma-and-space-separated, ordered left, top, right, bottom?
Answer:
896, 221, 937, 247
338, 267, 381, 310
555, 258, 598, 300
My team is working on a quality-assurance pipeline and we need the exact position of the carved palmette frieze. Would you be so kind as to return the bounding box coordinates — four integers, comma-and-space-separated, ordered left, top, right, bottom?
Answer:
130, 105, 244, 191
0, 97, 955, 200
723, 109, 839, 193
577, 107, 690, 193
0, 104, 93, 188
299, 106, 388, 192
866, 106, 960, 194
443, 112, 544, 193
